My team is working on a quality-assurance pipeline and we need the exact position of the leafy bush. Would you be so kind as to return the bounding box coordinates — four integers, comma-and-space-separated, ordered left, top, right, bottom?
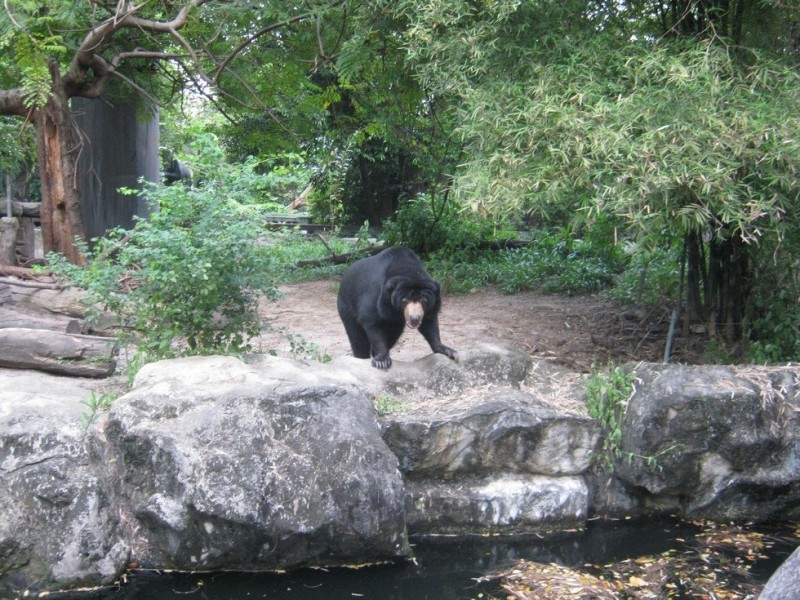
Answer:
586, 364, 634, 472
747, 291, 800, 364
426, 227, 622, 295
608, 241, 681, 306
49, 170, 276, 366
265, 222, 374, 282
383, 194, 501, 257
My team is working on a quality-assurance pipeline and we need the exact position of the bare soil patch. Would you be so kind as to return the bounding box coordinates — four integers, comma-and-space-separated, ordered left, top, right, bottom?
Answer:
256, 279, 707, 373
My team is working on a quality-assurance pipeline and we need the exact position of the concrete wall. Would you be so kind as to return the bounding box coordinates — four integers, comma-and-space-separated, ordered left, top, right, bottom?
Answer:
71, 95, 159, 240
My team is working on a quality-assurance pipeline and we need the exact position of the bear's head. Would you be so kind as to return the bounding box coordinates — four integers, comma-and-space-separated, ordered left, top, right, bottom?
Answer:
384, 276, 440, 329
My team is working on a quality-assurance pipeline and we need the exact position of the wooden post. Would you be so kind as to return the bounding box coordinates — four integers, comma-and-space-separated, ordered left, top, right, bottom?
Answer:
0, 217, 19, 265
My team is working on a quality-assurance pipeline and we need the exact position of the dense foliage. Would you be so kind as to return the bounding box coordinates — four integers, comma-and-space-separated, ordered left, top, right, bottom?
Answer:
384, 0, 800, 357
5, 0, 800, 363
49, 146, 277, 366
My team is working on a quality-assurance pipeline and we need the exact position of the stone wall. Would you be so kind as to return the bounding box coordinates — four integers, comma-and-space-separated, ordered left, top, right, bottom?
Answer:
1, 346, 798, 595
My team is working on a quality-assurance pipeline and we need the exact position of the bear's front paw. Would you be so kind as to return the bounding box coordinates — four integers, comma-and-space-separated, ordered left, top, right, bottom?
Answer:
437, 345, 458, 362
371, 355, 392, 370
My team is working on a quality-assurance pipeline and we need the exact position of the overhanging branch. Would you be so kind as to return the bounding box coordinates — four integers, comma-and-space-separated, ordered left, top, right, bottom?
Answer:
212, 11, 315, 85
65, 0, 209, 98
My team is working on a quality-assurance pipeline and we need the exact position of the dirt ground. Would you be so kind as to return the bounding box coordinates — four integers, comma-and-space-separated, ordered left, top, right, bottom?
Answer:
256, 279, 708, 373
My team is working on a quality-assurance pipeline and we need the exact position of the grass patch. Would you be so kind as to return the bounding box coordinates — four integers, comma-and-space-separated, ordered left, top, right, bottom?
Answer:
373, 394, 408, 416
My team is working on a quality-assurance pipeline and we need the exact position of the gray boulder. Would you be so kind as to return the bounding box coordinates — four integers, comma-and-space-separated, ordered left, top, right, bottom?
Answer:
383, 390, 600, 479
96, 356, 409, 571
760, 545, 800, 600
0, 370, 129, 596
458, 343, 534, 387
614, 364, 800, 520
380, 380, 599, 535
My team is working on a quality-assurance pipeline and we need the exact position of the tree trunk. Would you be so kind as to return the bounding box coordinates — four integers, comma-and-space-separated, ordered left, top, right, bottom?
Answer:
683, 227, 749, 347
35, 60, 87, 266
0, 218, 18, 265
685, 231, 705, 324
707, 233, 748, 344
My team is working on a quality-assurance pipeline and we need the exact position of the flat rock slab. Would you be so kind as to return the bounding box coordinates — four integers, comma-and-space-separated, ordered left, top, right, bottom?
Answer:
405, 474, 589, 535
382, 390, 601, 479
243, 341, 534, 401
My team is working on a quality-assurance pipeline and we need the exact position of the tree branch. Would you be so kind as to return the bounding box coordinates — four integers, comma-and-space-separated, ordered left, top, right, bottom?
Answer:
107, 70, 163, 107
212, 11, 315, 85
64, 0, 208, 98
0, 88, 27, 117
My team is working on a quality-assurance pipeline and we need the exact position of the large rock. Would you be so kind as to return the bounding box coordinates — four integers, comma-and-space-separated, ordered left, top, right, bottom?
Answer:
760, 545, 800, 600
383, 390, 600, 479
95, 356, 409, 571
380, 380, 598, 535
4, 348, 800, 595
0, 370, 129, 596
614, 364, 800, 520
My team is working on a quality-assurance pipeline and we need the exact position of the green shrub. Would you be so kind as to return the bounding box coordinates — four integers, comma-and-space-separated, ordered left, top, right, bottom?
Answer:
585, 364, 634, 472
426, 227, 621, 296
80, 391, 119, 428
586, 364, 677, 472
608, 242, 681, 306
49, 171, 276, 367
383, 194, 499, 257
748, 290, 800, 364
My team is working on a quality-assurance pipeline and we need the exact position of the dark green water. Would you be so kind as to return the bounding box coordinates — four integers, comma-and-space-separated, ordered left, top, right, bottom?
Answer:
47, 519, 798, 600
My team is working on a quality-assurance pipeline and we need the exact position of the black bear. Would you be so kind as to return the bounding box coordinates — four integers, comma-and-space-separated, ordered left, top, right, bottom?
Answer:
337, 246, 458, 370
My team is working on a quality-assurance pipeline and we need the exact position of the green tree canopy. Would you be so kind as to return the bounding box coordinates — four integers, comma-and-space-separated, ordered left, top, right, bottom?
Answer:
383, 0, 800, 343
0, 0, 342, 262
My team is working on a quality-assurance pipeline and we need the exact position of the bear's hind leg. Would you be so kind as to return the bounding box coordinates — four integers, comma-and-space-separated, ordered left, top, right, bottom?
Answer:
342, 320, 371, 359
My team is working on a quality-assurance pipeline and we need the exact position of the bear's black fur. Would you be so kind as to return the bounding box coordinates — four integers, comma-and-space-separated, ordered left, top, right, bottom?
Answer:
337, 246, 458, 370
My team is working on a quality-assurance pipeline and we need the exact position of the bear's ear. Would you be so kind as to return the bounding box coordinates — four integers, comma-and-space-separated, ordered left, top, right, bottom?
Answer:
382, 277, 400, 305
385, 276, 403, 293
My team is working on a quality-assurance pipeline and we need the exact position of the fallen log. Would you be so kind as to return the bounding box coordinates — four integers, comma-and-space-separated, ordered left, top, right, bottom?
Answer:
0, 268, 57, 283
1, 277, 120, 332
3, 278, 90, 318
0, 328, 116, 378
0, 201, 41, 218
0, 274, 61, 288
294, 243, 385, 268
0, 305, 85, 333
